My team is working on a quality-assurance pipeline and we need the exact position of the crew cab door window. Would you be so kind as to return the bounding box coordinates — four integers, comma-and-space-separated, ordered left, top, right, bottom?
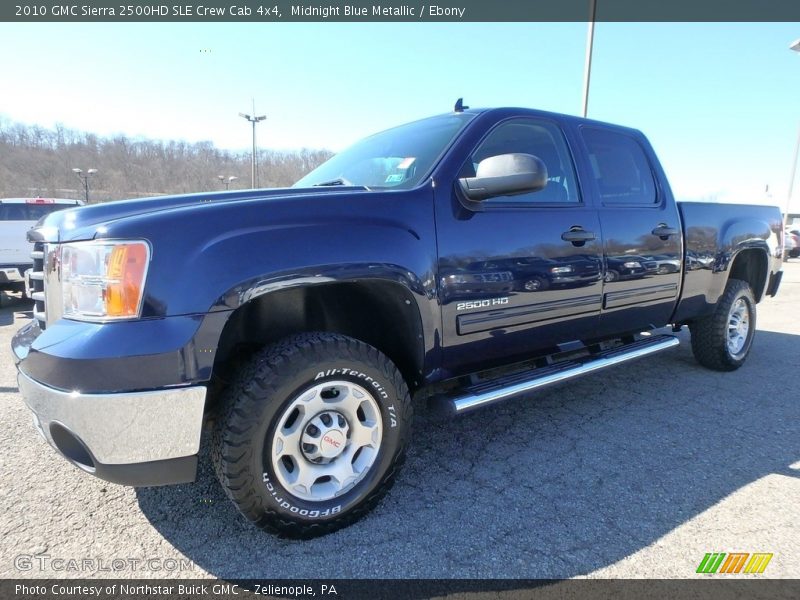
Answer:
460, 119, 581, 204
581, 128, 657, 205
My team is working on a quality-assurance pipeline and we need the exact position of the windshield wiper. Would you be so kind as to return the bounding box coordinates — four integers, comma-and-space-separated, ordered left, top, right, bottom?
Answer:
311, 177, 370, 191
312, 177, 353, 187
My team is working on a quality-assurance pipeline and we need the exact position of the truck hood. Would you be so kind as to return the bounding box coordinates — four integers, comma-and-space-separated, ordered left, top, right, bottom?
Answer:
30, 186, 370, 243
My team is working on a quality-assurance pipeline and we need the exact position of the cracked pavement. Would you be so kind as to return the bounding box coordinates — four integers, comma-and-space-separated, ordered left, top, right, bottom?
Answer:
1, 261, 798, 579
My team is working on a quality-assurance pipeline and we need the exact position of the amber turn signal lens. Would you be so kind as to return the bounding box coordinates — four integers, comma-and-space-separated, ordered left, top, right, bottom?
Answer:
104, 243, 149, 317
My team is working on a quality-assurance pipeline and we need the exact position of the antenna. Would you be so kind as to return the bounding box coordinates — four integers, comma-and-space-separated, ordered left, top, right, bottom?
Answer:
454, 98, 469, 113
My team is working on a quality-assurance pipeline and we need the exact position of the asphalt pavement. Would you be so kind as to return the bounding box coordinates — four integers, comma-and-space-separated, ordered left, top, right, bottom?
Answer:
1, 261, 799, 580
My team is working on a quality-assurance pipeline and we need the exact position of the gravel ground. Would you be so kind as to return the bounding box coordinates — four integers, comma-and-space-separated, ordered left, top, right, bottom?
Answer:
1, 261, 798, 580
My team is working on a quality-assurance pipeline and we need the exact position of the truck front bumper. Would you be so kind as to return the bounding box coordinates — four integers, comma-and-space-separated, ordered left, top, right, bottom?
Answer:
0, 265, 27, 284
18, 370, 206, 486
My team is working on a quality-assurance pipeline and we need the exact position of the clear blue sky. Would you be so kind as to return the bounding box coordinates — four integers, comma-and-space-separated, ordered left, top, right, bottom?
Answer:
1, 22, 799, 209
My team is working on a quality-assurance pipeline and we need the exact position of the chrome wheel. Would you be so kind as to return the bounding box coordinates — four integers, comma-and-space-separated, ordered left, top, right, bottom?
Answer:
269, 381, 383, 502
524, 278, 543, 291
726, 298, 750, 357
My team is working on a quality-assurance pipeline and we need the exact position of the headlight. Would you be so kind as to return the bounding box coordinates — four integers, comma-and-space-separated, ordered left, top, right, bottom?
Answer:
61, 240, 150, 321
550, 266, 573, 274
623, 261, 642, 269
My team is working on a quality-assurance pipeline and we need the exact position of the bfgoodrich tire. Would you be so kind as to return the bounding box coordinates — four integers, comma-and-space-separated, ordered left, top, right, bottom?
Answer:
212, 332, 412, 538
689, 278, 756, 372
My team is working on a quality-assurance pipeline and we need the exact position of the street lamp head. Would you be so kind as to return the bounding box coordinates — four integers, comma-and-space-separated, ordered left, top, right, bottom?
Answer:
72, 168, 82, 174
87, 169, 98, 175
228, 176, 238, 182
791, 38, 800, 52
255, 115, 267, 122
217, 175, 225, 181
238, 112, 251, 120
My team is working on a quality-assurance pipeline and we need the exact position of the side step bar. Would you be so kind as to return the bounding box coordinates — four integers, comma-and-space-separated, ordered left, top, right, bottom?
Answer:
437, 334, 679, 415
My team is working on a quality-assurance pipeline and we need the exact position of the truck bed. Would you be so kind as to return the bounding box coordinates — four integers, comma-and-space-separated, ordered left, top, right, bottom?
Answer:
673, 201, 783, 324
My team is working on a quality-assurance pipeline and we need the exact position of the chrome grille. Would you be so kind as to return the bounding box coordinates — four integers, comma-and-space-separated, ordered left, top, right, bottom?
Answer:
30, 242, 47, 327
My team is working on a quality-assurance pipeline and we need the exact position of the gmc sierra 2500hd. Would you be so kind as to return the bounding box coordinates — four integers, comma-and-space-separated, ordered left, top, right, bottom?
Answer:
12, 105, 784, 538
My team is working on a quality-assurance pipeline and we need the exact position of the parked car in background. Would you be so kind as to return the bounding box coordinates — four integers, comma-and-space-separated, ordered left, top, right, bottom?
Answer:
785, 228, 800, 258
647, 254, 682, 274
685, 249, 715, 270
441, 261, 514, 300
444, 255, 601, 294
604, 255, 659, 281
0, 198, 84, 296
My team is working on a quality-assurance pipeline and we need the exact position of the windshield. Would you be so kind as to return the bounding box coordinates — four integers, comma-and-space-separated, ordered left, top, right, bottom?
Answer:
293, 113, 475, 190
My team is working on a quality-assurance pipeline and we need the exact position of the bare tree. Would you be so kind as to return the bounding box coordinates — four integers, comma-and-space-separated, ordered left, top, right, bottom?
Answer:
0, 120, 333, 201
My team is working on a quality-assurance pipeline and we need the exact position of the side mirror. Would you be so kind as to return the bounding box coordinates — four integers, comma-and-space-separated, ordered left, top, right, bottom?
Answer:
458, 153, 548, 202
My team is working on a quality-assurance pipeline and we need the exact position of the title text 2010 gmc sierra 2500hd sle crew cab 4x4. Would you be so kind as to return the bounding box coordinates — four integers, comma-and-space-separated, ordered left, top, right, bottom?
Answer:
12, 105, 784, 538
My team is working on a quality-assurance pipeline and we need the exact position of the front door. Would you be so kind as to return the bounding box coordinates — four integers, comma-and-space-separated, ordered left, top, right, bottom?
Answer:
435, 117, 604, 376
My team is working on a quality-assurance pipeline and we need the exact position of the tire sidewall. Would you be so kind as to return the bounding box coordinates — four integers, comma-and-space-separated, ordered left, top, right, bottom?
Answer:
248, 357, 405, 524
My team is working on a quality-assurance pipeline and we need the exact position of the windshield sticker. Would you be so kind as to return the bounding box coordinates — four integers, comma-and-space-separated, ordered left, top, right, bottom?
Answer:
385, 173, 405, 184
396, 157, 416, 170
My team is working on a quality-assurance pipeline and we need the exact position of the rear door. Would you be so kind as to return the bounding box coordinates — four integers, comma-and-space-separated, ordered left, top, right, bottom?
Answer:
577, 127, 682, 336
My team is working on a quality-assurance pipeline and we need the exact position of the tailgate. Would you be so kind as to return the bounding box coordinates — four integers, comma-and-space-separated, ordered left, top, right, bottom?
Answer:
0, 220, 36, 266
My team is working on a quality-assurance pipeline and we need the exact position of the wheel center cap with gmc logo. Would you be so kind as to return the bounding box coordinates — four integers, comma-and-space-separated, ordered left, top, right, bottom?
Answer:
319, 429, 345, 458
301, 410, 351, 463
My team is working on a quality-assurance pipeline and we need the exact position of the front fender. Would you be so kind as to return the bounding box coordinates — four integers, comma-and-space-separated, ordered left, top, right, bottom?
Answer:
96, 188, 441, 381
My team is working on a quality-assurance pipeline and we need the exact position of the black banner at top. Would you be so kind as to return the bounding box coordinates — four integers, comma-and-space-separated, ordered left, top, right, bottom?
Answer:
3, 0, 800, 22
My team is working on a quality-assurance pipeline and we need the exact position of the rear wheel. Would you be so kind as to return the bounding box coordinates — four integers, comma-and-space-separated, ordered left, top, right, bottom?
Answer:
212, 332, 411, 538
689, 278, 756, 371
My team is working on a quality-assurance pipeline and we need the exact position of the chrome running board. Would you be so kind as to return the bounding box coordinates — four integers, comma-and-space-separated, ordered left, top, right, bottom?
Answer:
438, 334, 679, 415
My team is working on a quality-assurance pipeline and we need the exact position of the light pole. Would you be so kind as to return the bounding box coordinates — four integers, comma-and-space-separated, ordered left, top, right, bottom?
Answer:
217, 175, 238, 190
581, 0, 597, 118
239, 104, 266, 188
787, 38, 800, 223
72, 168, 97, 203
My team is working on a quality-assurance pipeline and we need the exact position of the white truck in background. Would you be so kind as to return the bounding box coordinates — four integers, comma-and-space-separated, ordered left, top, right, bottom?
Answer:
0, 198, 84, 296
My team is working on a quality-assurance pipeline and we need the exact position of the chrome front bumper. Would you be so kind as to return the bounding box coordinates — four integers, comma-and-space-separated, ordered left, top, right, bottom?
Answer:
18, 371, 206, 486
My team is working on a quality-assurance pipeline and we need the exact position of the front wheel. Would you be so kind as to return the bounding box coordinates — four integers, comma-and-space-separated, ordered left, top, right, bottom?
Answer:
689, 278, 756, 371
212, 332, 411, 538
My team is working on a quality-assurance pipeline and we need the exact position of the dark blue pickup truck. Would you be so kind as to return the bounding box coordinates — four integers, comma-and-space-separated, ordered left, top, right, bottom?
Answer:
12, 105, 784, 538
